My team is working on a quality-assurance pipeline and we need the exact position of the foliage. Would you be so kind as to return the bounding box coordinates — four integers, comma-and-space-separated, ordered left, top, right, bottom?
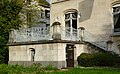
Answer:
0, 64, 120, 74
46, 68, 120, 74
12, 0, 50, 6
77, 52, 118, 67
94, 52, 117, 66
43, 64, 58, 70
39, 0, 50, 6
0, 64, 44, 74
19, 0, 43, 28
0, 0, 46, 64
0, 0, 22, 64
77, 53, 95, 67
0, 0, 22, 32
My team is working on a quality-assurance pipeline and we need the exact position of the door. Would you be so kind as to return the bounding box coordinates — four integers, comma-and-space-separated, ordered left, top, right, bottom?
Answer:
66, 45, 74, 67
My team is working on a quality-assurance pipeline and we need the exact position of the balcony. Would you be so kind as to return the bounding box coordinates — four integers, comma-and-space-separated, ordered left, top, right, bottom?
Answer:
9, 27, 80, 43
9, 27, 52, 43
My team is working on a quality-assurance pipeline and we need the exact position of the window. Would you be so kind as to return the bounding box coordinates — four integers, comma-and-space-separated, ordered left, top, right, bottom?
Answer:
41, 12, 44, 18
65, 12, 77, 36
46, 24, 50, 27
65, 12, 77, 29
113, 4, 120, 32
45, 10, 50, 18
29, 48, 35, 61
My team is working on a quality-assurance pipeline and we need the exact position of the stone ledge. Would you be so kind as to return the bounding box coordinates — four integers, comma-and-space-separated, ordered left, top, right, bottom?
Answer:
111, 32, 120, 37
8, 40, 85, 46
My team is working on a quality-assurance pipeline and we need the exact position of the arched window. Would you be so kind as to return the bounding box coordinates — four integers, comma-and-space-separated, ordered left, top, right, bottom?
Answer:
65, 12, 77, 29
113, 4, 120, 32
29, 48, 35, 61
64, 10, 78, 37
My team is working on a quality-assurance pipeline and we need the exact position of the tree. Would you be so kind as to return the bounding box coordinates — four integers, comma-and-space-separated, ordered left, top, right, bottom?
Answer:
0, 0, 49, 64
0, 0, 22, 64
39, 0, 49, 6
19, 0, 43, 28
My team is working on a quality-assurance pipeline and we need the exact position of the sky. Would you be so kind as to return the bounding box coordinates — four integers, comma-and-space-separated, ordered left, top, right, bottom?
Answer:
46, 0, 50, 3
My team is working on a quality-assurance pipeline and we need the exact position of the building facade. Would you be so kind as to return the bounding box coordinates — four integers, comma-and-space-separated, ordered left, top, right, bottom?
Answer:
8, 0, 120, 68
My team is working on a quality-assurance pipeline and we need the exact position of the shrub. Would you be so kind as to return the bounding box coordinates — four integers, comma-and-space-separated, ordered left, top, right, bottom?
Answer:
94, 52, 116, 66
28, 63, 44, 73
77, 52, 118, 67
77, 53, 95, 67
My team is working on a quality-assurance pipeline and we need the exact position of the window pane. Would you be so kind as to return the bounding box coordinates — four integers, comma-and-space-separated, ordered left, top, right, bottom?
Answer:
72, 20, 77, 29
65, 20, 70, 27
72, 12, 77, 18
45, 10, 50, 18
113, 7, 120, 13
65, 14, 70, 19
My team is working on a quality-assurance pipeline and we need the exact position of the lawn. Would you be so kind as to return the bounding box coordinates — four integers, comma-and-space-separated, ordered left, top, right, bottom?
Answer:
45, 68, 120, 74
0, 64, 120, 74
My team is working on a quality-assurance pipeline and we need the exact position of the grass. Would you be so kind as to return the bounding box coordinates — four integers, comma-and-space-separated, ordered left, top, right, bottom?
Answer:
0, 64, 120, 74
45, 68, 120, 74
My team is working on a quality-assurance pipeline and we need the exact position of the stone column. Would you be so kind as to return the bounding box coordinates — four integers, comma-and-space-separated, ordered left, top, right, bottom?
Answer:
78, 27, 85, 41
9, 30, 14, 43
52, 22, 61, 40
106, 40, 113, 51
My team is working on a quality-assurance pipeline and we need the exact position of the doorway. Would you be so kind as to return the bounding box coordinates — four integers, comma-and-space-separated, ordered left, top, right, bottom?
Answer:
66, 44, 75, 67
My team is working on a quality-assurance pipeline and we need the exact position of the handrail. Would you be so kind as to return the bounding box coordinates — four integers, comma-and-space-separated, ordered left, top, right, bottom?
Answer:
84, 31, 107, 50
60, 27, 79, 41
9, 26, 107, 51
9, 27, 52, 42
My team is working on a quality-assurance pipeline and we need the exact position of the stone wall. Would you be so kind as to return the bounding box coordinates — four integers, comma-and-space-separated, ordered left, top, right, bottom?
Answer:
9, 40, 85, 68
50, 0, 113, 41
50, 0, 120, 53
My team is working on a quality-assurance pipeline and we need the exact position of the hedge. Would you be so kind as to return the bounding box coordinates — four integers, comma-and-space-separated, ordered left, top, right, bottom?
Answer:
77, 52, 118, 67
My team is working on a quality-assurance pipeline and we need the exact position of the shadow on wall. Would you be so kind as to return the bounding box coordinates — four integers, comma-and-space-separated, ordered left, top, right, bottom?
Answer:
79, 0, 94, 22
101, 23, 113, 40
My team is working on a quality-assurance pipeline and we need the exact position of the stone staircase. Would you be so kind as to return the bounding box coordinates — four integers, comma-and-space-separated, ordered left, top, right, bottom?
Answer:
84, 31, 107, 51
85, 42, 107, 53
90, 41, 107, 51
